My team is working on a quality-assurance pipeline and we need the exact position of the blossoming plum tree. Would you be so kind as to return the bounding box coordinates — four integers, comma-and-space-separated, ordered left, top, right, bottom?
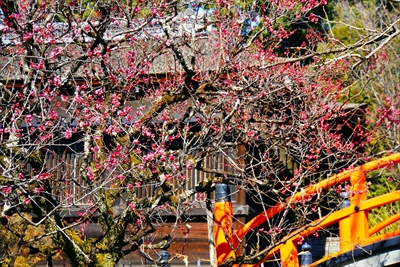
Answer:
0, 0, 399, 266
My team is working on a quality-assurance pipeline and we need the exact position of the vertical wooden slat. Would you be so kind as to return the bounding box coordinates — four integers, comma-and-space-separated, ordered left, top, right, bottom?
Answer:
235, 145, 246, 206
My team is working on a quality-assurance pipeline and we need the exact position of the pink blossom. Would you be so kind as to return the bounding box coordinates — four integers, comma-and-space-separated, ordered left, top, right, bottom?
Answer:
177, 173, 186, 180
134, 120, 141, 130
49, 110, 58, 120
111, 93, 120, 106
95, 89, 103, 96
151, 7, 157, 16
41, 133, 53, 141
300, 111, 308, 120
308, 13, 318, 23
80, 222, 87, 236
164, 174, 173, 181
126, 115, 133, 121
133, 6, 141, 13
53, 76, 62, 87
109, 74, 117, 84
24, 198, 31, 205
34, 187, 44, 194
138, 105, 147, 111
91, 146, 100, 154
116, 174, 124, 181
38, 172, 50, 180
30, 62, 44, 70
73, 94, 83, 104
49, 47, 63, 59
186, 162, 193, 170
64, 128, 73, 139
137, 163, 144, 170
172, 163, 179, 171
1, 186, 12, 195
195, 192, 205, 201
22, 32, 33, 41
143, 153, 155, 163
297, 235, 304, 245
25, 114, 33, 123
61, 95, 68, 102
246, 130, 255, 138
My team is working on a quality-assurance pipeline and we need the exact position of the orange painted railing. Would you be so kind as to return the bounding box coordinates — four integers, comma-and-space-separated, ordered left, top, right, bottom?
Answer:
214, 153, 400, 267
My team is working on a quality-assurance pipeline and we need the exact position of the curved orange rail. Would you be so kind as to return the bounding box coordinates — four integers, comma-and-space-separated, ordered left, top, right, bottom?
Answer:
236, 153, 400, 239
369, 213, 400, 236
215, 153, 400, 266
308, 230, 400, 267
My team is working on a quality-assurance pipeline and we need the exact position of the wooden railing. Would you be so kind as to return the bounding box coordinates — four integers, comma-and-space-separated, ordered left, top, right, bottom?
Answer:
45, 150, 237, 207
215, 153, 400, 267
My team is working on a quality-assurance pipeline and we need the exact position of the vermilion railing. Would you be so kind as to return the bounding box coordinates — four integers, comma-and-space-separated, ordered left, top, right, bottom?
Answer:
214, 153, 400, 267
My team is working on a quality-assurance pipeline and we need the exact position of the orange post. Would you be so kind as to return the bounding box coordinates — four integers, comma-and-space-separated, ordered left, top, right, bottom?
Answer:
349, 169, 369, 245
280, 241, 299, 267
339, 191, 351, 249
214, 184, 236, 265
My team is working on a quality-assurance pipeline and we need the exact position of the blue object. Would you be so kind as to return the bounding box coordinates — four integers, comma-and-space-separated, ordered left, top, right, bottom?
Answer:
300, 242, 312, 266
157, 250, 171, 267
340, 191, 350, 209
215, 184, 231, 203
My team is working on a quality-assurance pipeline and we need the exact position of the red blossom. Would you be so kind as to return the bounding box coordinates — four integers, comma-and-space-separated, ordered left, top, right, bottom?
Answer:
1, 186, 12, 195
25, 114, 33, 123
38, 172, 50, 180
34, 187, 44, 194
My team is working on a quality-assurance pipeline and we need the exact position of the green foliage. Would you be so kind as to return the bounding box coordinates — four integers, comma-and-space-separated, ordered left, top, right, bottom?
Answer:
367, 169, 400, 234
273, 2, 337, 56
